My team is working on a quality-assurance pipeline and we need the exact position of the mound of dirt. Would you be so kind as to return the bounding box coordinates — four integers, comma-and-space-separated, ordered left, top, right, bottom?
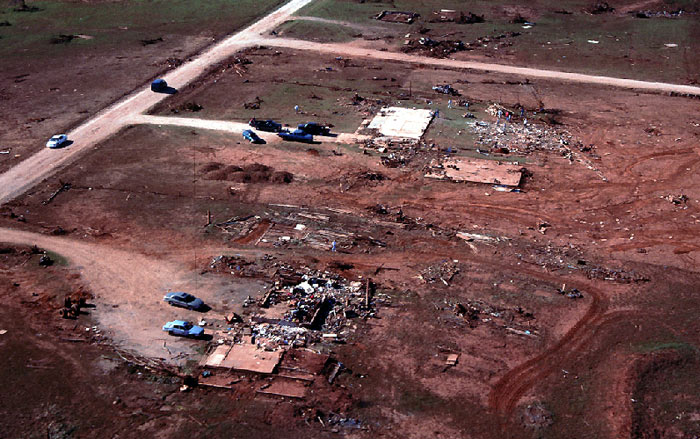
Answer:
203, 163, 293, 184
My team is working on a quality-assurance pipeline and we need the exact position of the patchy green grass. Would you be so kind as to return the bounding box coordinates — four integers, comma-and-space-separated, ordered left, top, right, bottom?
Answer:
296, 0, 387, 23
275, 19, 359, 43
634, 340, 697, 354
293, 0, 700, 83
43, 249, 69, 267
397, 384, 447, 415
0, 0, 285, 59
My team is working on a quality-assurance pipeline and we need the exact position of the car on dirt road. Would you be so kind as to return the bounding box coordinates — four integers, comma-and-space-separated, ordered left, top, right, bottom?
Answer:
278, 129, 314, 143
163, 292, 205, 310
297, 122, 331, 136
162, 320, 204, 338
151, 78, 168, 92
46, 134, 68, 149
242, 129, 265, 144
248, 118, 282, 132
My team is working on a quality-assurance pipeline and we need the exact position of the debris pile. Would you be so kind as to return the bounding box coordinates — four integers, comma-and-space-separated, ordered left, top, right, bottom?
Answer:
470, 114, 605, 180
520, 402, 553, 429
432, 84, 460, 96
467, 31, 521, 49
209, 215, 262, 240
209, 254, 276, 278
663, 194, 688, 206
140, 37, 163, 46
403, 37, 467, 58
243, 96, 263, 110
633, 9, 685, 18
451, 299, 537, 334
586, 267, 649, 283
256, 271, 386, 345
375, 10, 419, 24
162, 57, 183, 68
171, 102, 203, 113
587, 1, 615, 14
558, 285, 584, 299
430, 10, 484, 24
419, 260, 460, 285
50, 34, 75, 44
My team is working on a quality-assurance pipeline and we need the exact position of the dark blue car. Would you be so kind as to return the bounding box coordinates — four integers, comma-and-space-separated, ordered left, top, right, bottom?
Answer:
163, 292, 205, 310
278, 129, 313, 143
249, 118, 282, 132
297, 122, 330, 136
151, 78, 168, 92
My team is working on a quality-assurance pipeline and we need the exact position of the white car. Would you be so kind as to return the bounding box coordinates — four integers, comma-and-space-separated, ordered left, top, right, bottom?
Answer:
46, 134, 68, 149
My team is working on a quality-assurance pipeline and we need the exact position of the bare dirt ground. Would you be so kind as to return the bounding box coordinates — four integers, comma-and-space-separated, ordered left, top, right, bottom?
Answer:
1, 1, 700, 438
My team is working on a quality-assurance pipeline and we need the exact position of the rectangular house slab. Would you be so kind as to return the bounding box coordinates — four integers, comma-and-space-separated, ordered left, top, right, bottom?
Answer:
368, 107, 434, 140
425, 158, 523, 186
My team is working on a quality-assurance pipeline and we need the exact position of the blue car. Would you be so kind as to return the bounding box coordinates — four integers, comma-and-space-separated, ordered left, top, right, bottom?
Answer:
162, 320, 204, 338
249, 118, 282, 132
278, 129, 314, 143
151, 78, 168, 92
163, 292, 205, 310
242, 129, 264, 144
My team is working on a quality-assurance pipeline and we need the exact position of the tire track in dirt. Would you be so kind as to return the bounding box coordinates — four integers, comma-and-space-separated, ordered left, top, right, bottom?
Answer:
621, 147, 696, 176
488, 280, 608, 413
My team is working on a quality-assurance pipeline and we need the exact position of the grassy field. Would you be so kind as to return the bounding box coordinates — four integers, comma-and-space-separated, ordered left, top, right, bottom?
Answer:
291, 0, 699, 83
275, 19, 359, 43
0, 0, 286, 59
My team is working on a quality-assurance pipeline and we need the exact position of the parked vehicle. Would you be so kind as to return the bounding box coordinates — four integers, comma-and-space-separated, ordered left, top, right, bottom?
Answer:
278, 129, 313, 143
163, 292, 205, 310
46, 134, 68, 149
162, 320, 204, 338
297, 122, 330, 136
151, 78, 168, 92
248, 118, 282, 132
432, 84, 460, 96
242, 129, 264, 144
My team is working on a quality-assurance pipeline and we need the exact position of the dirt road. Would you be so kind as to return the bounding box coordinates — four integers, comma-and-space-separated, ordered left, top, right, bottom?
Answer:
0, 0, 315, 206
257, 37, 700, 95
128, 114, 371, 144
0, 228, 188, 359
0, 227, 275, 362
